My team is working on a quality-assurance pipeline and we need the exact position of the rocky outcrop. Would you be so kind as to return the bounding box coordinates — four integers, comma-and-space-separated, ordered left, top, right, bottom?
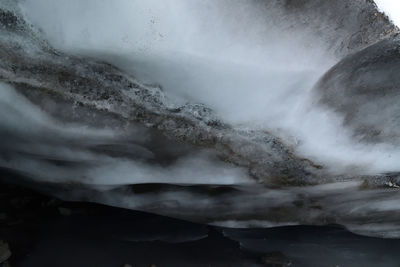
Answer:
270, 0, 398, 57
0, 241, 11, 265
1, 0, 397, 187
315, 35, 400, 145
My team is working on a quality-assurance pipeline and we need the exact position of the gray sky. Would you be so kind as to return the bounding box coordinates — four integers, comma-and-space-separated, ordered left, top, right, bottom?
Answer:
375, 0, 400, 25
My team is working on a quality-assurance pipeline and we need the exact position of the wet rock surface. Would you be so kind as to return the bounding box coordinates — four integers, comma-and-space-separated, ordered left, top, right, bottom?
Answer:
0, 0, 328, 188
260, 251, 291, 266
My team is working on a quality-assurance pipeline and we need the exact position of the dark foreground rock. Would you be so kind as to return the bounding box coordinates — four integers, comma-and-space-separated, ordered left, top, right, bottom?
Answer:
261, 251, 291, 266
0, 241, 11, 265
0, 0, 330, 187
2, 181, 400, 267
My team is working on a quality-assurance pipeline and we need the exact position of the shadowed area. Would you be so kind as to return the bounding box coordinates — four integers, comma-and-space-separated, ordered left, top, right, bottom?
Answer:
1, 181, 400, 267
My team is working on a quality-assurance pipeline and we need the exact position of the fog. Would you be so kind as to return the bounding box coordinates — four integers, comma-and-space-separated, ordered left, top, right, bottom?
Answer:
17, 0, 400, 176
0, 82, 253, 187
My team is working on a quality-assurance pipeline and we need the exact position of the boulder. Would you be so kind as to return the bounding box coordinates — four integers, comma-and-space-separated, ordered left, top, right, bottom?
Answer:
315, 35, 400, 145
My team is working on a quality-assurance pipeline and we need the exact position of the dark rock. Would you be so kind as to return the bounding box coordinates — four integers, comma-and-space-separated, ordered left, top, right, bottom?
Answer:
265, 0, 398, 57
58, 207, 72, 216
0, 0, 400, 239
0, 241, 11, 264
261, 251, 291, 266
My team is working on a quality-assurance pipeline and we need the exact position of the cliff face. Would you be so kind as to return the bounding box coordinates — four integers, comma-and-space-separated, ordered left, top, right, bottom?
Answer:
1, 0, 400, 238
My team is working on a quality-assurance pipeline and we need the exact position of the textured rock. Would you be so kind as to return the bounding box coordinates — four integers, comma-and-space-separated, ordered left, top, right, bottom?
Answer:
315, 35, 400, 145
205, 0, 398, 59
267, 0, 398, 57
261, 251, 291, 266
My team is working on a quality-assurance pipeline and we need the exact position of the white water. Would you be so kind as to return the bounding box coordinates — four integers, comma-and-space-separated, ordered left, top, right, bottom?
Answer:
18, 0, 400, 175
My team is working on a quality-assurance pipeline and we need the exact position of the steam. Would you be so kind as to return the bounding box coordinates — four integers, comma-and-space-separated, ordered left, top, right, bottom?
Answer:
0, 82, 253, 187
18, 0, 400, 175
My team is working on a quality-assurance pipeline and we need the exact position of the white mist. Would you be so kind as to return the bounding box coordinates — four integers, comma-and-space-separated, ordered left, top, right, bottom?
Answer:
18, 0, 400, 175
